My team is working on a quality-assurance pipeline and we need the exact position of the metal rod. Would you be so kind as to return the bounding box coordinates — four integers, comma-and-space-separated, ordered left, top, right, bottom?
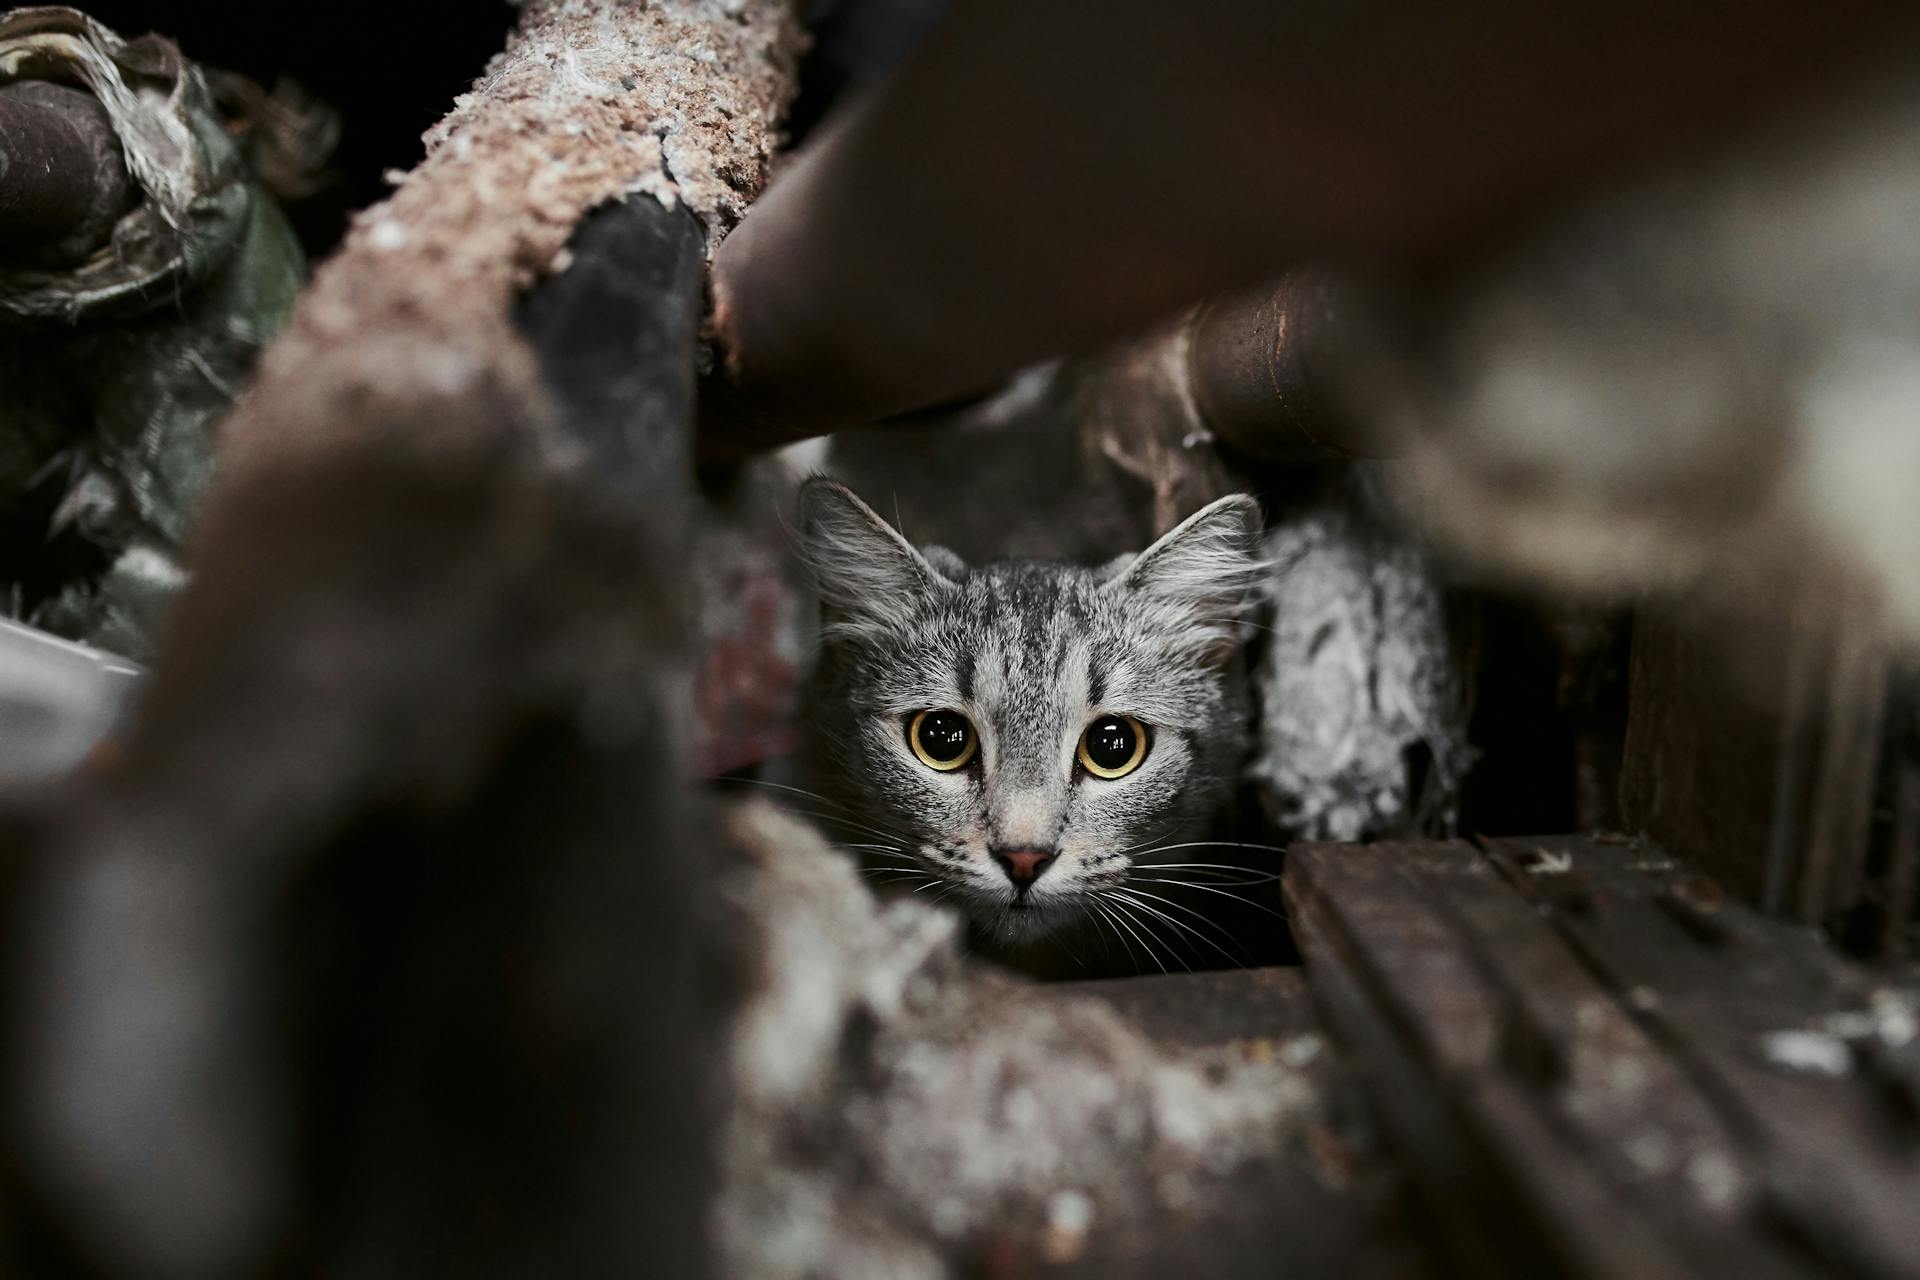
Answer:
0, 80, 131, 267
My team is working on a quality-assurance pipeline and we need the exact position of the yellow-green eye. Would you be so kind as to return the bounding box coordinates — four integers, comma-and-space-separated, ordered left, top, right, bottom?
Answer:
1078, 714, 1149, 779
908, 708, 978, 771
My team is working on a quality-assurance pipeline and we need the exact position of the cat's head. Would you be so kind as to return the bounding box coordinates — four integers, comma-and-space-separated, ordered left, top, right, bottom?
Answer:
798, 477, 1265, 950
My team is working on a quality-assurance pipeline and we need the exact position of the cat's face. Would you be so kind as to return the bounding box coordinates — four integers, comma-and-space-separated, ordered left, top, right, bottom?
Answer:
800, 479, 1263, 951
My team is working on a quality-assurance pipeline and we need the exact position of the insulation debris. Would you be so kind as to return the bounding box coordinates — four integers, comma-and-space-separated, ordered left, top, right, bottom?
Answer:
718, 800, 1325, 1280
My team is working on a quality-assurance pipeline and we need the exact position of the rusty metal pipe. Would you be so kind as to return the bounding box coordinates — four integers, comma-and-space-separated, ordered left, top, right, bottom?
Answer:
701, 0, 1918, 460
1185, 272, 1397, 462
0, 80, 131, 267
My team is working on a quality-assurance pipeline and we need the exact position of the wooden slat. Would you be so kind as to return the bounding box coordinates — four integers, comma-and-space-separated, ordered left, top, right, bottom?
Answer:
1618, 595, 1892, 929
1617, 604, 1809, 907
1886, 765, 1920, 959
1287, 869, 1556, 1279
1287, 838, 1876, 1279
1482, 836, 1920, 1280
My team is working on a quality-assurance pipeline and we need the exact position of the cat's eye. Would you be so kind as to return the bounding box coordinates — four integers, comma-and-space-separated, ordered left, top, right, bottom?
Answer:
1078, 714, 1149, 779
908, 708, 978, 771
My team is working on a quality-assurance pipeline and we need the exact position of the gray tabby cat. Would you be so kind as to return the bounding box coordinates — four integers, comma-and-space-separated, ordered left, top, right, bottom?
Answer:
798, 477, 1268, 973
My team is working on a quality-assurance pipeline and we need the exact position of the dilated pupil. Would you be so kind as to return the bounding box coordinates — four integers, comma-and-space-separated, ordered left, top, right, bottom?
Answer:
1085, 718, 1136, 769
918, 711, 971, 761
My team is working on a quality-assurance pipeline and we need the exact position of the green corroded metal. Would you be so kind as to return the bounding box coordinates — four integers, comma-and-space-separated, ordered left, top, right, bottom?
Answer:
0, 8, 306, 657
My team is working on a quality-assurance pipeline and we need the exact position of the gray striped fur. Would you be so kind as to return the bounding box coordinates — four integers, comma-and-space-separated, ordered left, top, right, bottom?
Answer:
799, 477, 1264, 961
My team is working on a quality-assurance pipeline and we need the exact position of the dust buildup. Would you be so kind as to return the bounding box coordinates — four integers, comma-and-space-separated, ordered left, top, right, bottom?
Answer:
718, 801, 1320, 1279
222, 0, 802, 473
1250, 479, 1470, 840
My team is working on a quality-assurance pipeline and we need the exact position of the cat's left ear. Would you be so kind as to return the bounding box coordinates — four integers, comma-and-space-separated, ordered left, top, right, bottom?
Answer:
1108, 494, 1267, 647
798, 477, 960, 642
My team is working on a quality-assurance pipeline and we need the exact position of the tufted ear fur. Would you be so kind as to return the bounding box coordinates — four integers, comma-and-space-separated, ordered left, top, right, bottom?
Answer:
798, 477, 960, 643
1108, 494, 1266, 655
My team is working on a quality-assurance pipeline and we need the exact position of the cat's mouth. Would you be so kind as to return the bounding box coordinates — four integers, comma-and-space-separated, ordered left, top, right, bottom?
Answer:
980, 892, 1077, 944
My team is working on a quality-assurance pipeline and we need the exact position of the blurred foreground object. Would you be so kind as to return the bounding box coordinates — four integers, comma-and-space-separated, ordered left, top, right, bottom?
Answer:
704, 0, 1920, 675
1354, 52, 1920, 649
0, 7, 306, 656
0, 616, 136, 781
1303, 46, 1920, 938
700, 0, 1918, 457
2, 0, 804, 1276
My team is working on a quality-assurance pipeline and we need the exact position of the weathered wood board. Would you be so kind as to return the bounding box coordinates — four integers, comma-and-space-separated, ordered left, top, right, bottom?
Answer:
1287, 835, 1920, 1279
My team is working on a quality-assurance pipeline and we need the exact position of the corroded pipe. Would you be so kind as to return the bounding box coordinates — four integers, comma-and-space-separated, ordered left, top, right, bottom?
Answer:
0, 80, 130, 267
1186, 273, 1396, 463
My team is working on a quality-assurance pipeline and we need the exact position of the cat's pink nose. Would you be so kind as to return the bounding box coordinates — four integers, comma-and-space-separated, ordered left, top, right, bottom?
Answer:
994, 849, 1054, 887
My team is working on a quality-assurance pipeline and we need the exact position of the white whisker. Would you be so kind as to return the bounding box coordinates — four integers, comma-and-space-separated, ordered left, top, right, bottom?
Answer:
1106, 895, 1191, 973
1114, 885, 1251, 965
1110, 890, 1239, 967
1138, 878, 1290, 921
1137, 840, 1289, 857
716, 777, 852, 809
1088, 899, 1145, 971
1098, 896, 1172, 975
781, 807, 922, 847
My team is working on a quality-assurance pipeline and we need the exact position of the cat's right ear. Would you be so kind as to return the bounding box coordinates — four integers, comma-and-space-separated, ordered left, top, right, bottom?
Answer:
1106, 494, 1267, 658
798, 478, 958, 640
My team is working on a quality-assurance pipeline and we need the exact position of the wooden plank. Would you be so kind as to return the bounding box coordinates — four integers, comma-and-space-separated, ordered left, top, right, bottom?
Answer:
1482, 835, 1920, 1280
1618, 594, 1892, 928
1618, 602, 1817, 909
1287, 870, 1565, 1278
1794, 617, 1891, 923
1289, 839, 1850, 1279
1286, 841, 1794, 1279
1885, 764, 1920, 959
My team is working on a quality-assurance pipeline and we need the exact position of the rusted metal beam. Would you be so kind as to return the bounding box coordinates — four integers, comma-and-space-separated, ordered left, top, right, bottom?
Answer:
0, 81, 130, 267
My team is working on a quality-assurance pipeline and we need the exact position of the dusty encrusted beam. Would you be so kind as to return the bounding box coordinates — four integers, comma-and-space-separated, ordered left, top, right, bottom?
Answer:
219, 0, 803, 486
3, 4, 802, 1277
